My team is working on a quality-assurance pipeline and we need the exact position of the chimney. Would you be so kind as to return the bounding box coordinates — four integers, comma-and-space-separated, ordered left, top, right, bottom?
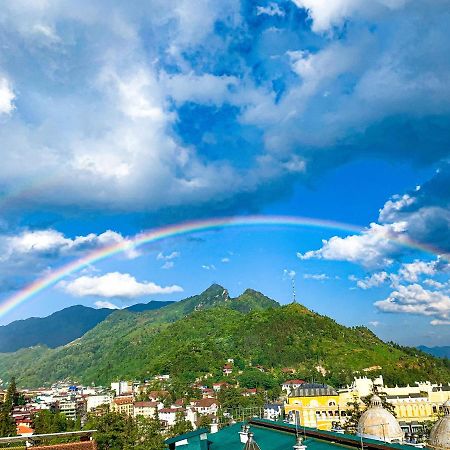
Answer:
293, 436, 307, 450
239, 424, 250, 443
210, 418, 219, 434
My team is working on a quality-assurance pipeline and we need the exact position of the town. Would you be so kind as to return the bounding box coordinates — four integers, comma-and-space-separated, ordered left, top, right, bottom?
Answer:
1, 362, 449, 449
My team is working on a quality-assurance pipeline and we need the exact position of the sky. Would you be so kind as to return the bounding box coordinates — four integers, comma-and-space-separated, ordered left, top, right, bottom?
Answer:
0, 0, 449, 347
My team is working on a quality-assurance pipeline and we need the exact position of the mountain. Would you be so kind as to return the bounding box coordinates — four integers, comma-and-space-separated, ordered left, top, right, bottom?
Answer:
418, 345, 450, 359
0, 284, 448, 388
0, 300, 174, 353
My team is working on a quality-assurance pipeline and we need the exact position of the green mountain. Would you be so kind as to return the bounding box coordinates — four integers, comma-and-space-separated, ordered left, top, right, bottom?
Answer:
0, 301, 174, 353
0, 285, 448, 388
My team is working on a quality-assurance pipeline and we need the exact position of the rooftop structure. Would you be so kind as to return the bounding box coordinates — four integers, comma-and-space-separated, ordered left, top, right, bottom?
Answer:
165, 418, 416, 450
428, 400, 450, 450
357, 395, 404, 444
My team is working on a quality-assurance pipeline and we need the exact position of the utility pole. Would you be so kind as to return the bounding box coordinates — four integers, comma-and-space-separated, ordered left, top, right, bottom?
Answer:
292, 276, 296, 303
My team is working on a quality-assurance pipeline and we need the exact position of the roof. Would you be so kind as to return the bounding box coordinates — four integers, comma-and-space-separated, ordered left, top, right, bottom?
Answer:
165, 428, 209, 445
193, 398, 218, 407
283, 379, 305, 385
166, 419, 415, 450
290, 383, 338, 397
133, 401, 158, 407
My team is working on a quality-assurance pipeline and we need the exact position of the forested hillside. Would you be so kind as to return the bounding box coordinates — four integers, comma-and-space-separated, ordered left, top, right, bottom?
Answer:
0, 285, 448, 388
0, 301, 174, 353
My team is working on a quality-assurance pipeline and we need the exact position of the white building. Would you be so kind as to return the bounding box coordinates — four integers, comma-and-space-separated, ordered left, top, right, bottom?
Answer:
86, 394, 113, 412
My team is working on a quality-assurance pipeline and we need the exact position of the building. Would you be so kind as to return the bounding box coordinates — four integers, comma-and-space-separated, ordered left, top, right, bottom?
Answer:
223, 364, 233, 376
110, 381, 132, 396
282, 380, 305, 396
111, 395, 133, 416
357, 395, 404, 444
133, 401, 159, 419
341, 376, 450, 428
86, 394, 113, 413
428, 399, 450, 450
165, 418, 417, 450
58, 399, 78, 421
284, 383, 341, 430
191, 398, 219, 416
159, 408, 183, 427
263, 403, 283, 420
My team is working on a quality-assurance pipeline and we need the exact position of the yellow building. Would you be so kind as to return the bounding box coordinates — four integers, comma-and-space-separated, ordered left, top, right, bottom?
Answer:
284, 377, 450, 432
284, 383, 343, 430
112, 395, 134, 416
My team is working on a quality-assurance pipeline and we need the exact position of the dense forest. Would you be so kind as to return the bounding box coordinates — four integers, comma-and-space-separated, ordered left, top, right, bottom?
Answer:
0, 285, 448, 388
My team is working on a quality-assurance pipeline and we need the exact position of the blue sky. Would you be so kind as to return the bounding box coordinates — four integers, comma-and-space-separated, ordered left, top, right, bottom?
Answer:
0, 0, 449, 347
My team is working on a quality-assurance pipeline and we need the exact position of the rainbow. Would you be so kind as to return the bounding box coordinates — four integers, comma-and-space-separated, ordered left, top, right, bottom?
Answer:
0, 215, 444, 319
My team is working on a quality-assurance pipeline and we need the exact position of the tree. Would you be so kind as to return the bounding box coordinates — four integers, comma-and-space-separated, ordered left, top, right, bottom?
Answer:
134, 416, 165, 450
85, 412, 136, 450
0, 378, 18, 437
344, 396, 364, 434
167, 412, 192, 438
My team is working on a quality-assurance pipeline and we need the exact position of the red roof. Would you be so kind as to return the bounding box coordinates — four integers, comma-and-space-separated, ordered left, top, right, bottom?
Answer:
283, 379, 305, 385
193, 398, 218, 407
159, 408, 182, 413
133, 401, 158, 407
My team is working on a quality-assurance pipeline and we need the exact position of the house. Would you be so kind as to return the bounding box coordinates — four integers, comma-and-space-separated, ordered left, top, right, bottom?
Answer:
201, 388, 215, 398
281, 367, 296, 374
264, 403, 283, 420
191, 398, 219, 416
133, 401, 159, 419
112, 395, 134, 416
281, 379, 305, 395
241, 388, 257, 397
223, 364, 233, 375
212, 382, 230, 392
159, 407, 183, 427
148, 390, 170, 402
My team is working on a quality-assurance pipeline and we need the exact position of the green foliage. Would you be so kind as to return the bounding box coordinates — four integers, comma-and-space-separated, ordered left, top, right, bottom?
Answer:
0, 378, 17, 437
85, 412, 164, 450
1, 285, 449, 389
167, 412, 193, 438
32, 410, 79, 434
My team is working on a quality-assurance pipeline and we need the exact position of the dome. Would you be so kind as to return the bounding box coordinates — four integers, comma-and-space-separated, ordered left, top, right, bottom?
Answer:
357, 395, 404, 443
428, 400, 450, 450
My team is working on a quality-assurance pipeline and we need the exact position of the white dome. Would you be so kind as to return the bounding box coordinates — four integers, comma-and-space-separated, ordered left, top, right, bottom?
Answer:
357, 395, 404, 443
429, 400, 450, 450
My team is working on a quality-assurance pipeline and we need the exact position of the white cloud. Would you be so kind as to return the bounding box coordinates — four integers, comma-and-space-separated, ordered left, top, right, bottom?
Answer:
201, 264, 216, 270
303, 273, 329, 281
283, 269, 296, 279
256, 3, 285, 17
221, 257, 230, 263
94, 300, 121, 310
157, 251, 180, 261
430, 319, 450, 326
375, 283, 450, 323
161, 261, 174, 270
0, 77, 15, 115
60, 272, 183, 298
398, 260, 440, 283
0, 229, 129, 260
354, 271, 390, 289
368, 320, 380, 327
297, 222, 407, 268
291, 0, 408, 32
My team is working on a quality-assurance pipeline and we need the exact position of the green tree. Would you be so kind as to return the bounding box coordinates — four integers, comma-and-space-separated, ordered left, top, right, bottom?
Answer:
167, 412, 192, 438
134, 416, 164, 450
0, 378, 17, 437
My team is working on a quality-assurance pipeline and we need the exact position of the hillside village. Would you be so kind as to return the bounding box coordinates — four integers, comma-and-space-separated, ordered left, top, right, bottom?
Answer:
3, 368, 450, 447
